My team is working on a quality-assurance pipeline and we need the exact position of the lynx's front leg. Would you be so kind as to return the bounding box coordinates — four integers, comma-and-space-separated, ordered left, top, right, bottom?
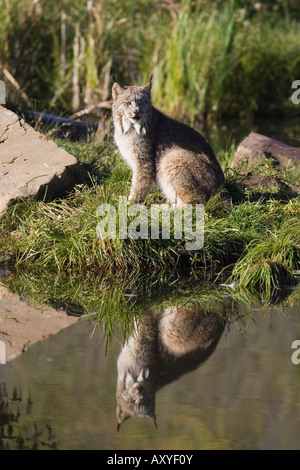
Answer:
128, 163, 156, 203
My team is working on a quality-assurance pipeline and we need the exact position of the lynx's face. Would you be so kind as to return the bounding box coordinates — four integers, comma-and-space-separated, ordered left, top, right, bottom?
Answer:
112, 77, 152, 135
116, 368, 157, 429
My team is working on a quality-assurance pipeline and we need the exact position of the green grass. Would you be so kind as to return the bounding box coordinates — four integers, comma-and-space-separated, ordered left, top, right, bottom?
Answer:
228, 219, 300, 292
0, 135, 299, 305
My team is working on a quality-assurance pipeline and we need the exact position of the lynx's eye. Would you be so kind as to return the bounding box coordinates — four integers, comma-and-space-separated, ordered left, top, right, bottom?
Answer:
125, 101, 132, 106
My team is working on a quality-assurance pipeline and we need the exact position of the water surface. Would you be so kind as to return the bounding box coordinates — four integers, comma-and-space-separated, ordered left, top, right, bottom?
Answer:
1, 297, 300, 450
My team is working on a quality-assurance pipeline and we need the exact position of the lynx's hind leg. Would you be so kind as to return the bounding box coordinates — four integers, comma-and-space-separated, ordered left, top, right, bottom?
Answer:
157, 148, 211, 206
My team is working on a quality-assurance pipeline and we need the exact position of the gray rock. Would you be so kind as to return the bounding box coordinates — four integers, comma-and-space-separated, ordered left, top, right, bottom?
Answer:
231, 132, 300, 171
0, 106, 87, 216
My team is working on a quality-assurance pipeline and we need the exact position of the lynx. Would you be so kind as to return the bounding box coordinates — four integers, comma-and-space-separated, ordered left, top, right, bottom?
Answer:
112, 76, 225, 207
116, 306, 225, 429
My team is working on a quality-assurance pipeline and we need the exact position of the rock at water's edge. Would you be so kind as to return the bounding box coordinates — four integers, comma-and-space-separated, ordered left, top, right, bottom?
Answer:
0, 106, 87, 216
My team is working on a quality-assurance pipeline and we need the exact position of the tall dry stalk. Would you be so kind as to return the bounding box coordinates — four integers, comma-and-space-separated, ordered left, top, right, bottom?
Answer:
72, 23, 80, 112
60, 10, 67, 81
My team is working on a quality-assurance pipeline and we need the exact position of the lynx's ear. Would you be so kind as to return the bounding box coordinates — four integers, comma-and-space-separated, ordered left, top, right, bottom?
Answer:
142, 74, 153, 96
147, 411, 158, 428
112, 77, 125, 100
116, 405, 131, 431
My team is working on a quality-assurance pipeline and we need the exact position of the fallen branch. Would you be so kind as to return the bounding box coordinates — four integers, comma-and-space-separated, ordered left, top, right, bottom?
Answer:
68, 100, 112, 119
3, 68, 33, 109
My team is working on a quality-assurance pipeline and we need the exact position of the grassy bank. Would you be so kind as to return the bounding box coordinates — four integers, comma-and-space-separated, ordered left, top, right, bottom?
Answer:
0, 135, 299, 303
1, 0, 300, 120
3, 266, 300, 348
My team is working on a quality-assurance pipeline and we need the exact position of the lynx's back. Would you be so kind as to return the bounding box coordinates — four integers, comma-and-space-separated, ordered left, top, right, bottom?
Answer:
112, 77, 225, 206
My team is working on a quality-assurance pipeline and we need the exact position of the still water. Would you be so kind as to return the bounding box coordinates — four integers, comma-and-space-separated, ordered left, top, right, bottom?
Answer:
203, 116, 300, 153
1, 295, 300, 450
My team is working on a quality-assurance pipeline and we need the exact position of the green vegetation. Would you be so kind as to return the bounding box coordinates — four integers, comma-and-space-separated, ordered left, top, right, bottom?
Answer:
4, 266, 300, 349
1, 0, 300, 120
1, 0, 300, 325
0, 136, 299, 314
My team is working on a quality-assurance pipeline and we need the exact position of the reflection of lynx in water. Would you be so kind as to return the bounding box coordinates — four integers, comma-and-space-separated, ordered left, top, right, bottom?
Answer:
116, 306, 225, 429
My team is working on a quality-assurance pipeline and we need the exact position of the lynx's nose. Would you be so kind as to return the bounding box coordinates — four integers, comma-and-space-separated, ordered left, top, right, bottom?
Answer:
132, 108, 141, 119
133, 382, 146, 399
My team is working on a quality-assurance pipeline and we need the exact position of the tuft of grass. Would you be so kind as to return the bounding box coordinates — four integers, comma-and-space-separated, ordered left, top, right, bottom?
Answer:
228, 219, 300, 293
